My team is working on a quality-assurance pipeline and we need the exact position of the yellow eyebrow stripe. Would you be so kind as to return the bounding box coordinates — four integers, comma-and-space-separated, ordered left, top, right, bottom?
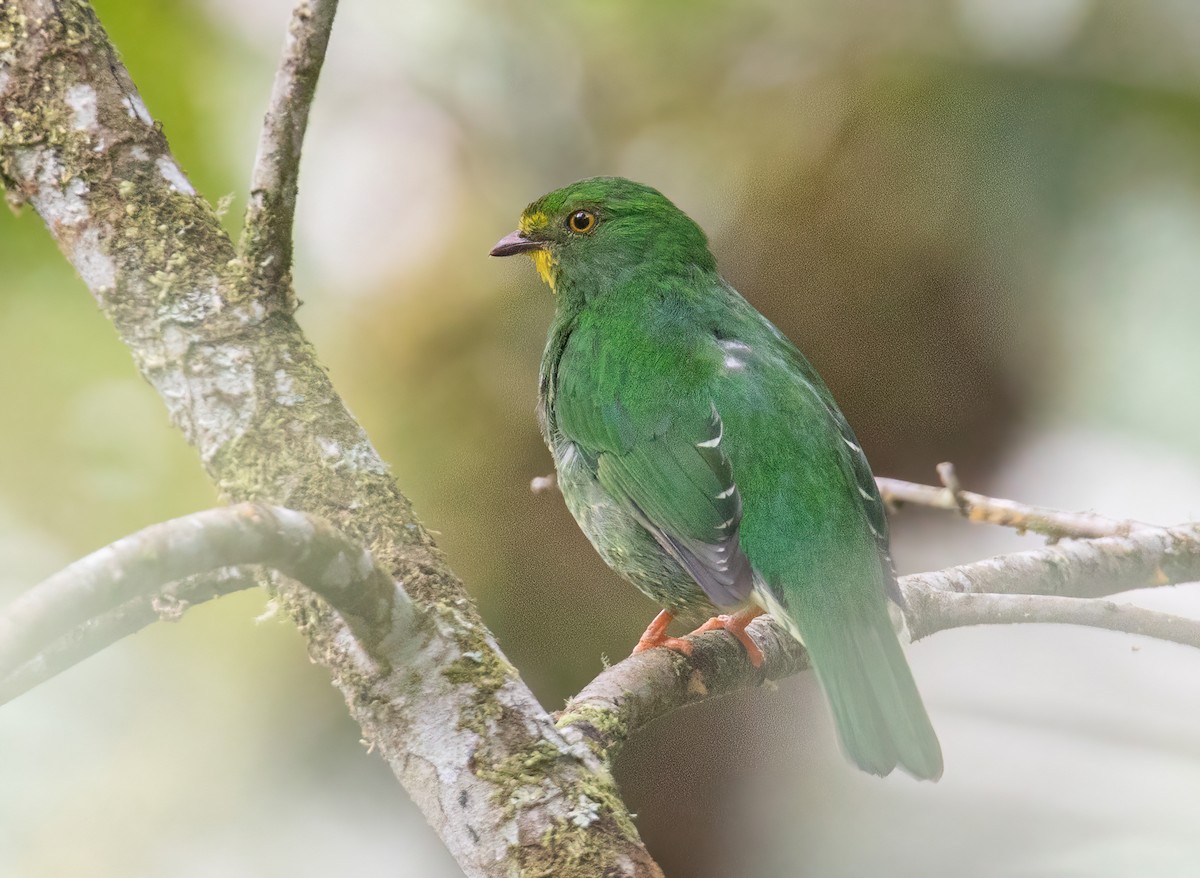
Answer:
519, 211, 548, 235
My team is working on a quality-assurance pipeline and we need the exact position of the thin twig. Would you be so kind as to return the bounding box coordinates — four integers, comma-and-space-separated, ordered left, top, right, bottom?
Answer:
935, 461, 971, 514
559, 523, 1200, 764
0, 504, 415, 684
877, 465, 1142, 539
240, 0, 339, 296
0, 567, 259, 705
535, 461, 1139, 541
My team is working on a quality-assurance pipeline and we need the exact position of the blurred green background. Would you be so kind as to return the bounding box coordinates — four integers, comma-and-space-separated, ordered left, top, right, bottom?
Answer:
3, 0, 1200, 875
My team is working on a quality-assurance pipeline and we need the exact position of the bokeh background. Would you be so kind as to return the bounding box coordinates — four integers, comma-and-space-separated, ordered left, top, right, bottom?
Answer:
3, 0, 1200, 875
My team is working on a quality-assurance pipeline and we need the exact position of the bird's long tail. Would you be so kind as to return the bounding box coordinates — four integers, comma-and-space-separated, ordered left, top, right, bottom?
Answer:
797, 598, 943, 781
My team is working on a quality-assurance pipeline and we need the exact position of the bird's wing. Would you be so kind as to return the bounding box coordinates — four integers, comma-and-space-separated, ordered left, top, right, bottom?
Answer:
777, 339, 903, 605
558, 387, 754, 608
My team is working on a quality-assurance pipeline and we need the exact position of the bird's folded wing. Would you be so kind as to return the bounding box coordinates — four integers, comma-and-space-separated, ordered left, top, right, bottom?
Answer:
591, 403, 754, 607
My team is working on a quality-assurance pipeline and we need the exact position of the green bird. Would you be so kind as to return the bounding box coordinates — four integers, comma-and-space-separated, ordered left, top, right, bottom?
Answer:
491, 177, 942, 780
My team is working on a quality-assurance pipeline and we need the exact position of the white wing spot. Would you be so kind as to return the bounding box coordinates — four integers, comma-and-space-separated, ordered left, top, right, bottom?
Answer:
716, 485, 736, 499
559, 442, 579, 467
857, 486, 875, 501
844, 438, 862, 454
719, 340, 751, 372
697, 417, 723, 449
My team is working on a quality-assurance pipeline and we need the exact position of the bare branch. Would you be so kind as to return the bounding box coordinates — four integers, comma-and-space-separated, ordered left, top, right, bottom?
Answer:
877, 465, 1142, 539
240, 0, 339, 296
0, 504, 415, 682
914, 591, 1200, 648
0, 567, 257, 705
907, 524, 1199, 599
561, 524, 1200, 764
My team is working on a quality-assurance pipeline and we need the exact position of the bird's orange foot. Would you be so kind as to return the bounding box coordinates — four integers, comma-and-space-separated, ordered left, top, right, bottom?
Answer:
631, 609, 695, 658
692, 607, 767, 667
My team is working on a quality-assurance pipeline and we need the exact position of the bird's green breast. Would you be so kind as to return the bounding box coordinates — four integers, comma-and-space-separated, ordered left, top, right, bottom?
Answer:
539, 296, 725, 614
540, 274, 891, 622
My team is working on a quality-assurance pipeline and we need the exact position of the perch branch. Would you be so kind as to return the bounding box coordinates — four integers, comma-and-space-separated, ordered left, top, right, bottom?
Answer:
240, 0, 339, 296
560, 523, 1200, 764
0, 567, 258, 705
0, 3, 660, 874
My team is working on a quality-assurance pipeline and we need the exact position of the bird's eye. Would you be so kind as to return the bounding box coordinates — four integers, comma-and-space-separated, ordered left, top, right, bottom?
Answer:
566, 210, 597, 234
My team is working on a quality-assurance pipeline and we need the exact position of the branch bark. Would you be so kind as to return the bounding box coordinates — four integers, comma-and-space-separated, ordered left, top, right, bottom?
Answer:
876, 465, 1141, 539
561, 524, 1200, 764
0, 567, 257, 705
240, 0, 338, 298
0, 504, 415, 691
5, 2, 1200, 875
0, 3, 660, 875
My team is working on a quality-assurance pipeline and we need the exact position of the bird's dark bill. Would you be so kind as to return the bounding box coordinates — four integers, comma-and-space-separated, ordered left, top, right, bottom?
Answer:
490, 231, 544, 257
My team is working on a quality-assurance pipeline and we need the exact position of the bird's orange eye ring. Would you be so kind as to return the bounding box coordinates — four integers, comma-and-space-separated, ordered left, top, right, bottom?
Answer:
566, 210, 597, 234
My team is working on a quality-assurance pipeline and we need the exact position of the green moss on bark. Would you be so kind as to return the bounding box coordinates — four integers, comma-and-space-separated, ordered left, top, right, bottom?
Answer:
1, 3, 662, 874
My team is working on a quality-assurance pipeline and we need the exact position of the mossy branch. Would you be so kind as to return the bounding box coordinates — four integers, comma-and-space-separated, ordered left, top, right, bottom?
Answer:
7, 2, 1198, 876
240, 0, 339, 300
0, 2, 661, 875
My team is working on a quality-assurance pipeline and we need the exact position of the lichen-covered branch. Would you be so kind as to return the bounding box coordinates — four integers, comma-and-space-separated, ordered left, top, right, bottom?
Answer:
0, 3, 660, 875
561, 524, 1200, 765
0, 504, 416, 698
240, 0, 338, 298
0, 567, 257, 705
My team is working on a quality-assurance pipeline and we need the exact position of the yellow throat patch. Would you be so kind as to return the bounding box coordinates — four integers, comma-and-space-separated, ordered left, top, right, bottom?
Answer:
519, 211, 557, 293
529, 249, 557, 292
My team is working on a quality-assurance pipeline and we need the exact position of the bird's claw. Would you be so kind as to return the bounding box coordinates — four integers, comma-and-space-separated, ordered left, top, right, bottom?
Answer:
631, 609, 696, 658
691, 609, 766, 667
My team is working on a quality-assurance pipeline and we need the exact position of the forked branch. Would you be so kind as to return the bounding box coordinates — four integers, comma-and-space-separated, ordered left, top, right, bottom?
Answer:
4, 1, 1198, 876
0, 3, 662, 874
241, 0, 340, 296
561, 523, 1200, 763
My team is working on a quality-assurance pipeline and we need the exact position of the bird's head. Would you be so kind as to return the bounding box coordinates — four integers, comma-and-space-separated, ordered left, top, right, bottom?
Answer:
490, 177, 715, 298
